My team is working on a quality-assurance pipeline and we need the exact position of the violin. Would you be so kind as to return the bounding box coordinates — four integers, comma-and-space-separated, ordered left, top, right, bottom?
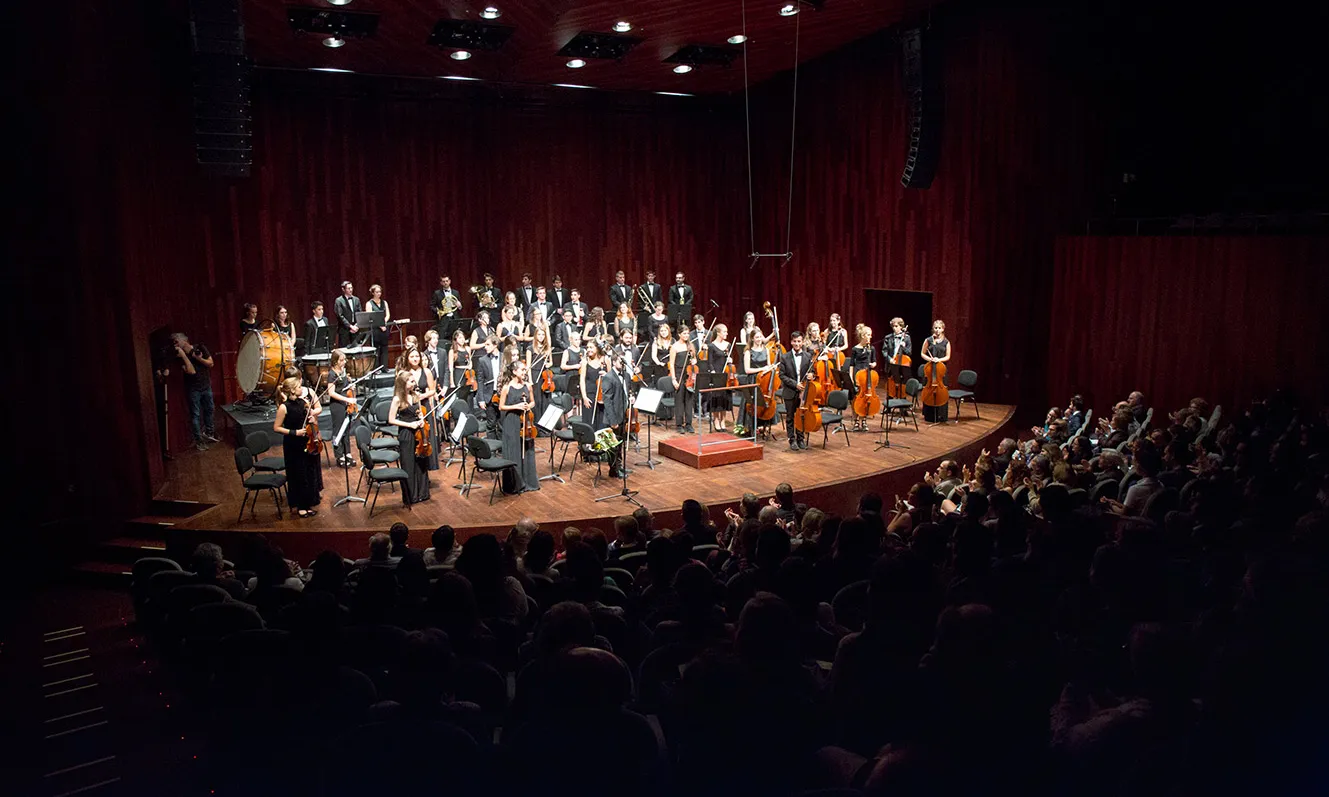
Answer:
414, 397, 433, 458
303, 393, 323, 455
522, 385, 538, 440
919, 337, 949, 410
685, 349, 699, 391
724, 349, 740, 389
345, 382, 358, 415
853, 365, 883, 418
465, 367, 478, 392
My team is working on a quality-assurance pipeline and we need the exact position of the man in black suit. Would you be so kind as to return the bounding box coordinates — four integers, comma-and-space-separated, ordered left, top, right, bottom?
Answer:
668, 271, 694, 329
600, 353, 632, 478
475, 273, 501, 313
778, 330, 813, 450
552, 308, 576, 352
565, 289, 589, 327
473, 336, 503, 424
638, 270, 662, 324
430, 275, 462, 342
609, 270, 632, 312
304, 300, 332, 355
333, 280, 361, 348
516, 272, 537, 312
526, 286, 555, 327
549, 275, 569, 311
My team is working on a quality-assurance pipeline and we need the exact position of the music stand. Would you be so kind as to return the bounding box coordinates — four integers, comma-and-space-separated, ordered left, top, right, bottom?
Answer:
634, 387, 664, 469
536, 404, 566, 484
451, 412, 475, 493
331, 415, 366, 507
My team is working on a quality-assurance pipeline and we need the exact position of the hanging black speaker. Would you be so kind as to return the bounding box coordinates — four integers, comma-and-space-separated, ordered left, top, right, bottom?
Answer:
899, 26, 942, 189
190, 0, 252, 177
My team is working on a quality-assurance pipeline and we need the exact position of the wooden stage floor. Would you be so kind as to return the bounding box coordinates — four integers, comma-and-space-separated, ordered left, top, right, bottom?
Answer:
159, 402, 1015, 559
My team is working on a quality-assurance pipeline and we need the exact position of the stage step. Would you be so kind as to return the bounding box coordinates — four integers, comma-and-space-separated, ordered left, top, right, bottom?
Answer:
96, 536, 173, 564
68, 560, 133, 587
147, 498, 212, 518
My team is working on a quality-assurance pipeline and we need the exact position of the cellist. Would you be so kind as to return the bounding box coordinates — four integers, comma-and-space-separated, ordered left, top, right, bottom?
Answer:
848, 326, 878, 431
920, 319, 952, 422
778, 331, 814, 450
742, 329, 776, 435
884, 317, 913, 387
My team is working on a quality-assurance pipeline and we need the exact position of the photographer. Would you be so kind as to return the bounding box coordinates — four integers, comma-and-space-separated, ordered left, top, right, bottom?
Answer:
172, 333, 217, 451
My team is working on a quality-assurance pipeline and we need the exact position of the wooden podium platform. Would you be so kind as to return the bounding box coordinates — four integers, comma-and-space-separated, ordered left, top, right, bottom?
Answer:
658, 433, 764, 469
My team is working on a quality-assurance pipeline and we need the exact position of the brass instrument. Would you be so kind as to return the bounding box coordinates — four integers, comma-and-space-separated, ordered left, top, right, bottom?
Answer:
638, 284, 654, 312
469, 285, 498, 309
436, 292, 461, 318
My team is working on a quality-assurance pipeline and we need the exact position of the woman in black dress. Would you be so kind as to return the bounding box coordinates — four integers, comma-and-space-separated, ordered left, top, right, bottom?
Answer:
400, 347, 440, 472
498, 360, 540, 494
325, 349, 357, 467
669, 323, 696, 434
528, 325, 555, 426
388, 371, 431, 504
272, 376, 322, 518
579, 339, 608, 424
273, 305, 295, 339
848, 326, 877, 431
560, 329, 584, 408
366, 284, 391, 369
612, 302, 637, 342
708, 323, 733, 431
742, 330, 777, 435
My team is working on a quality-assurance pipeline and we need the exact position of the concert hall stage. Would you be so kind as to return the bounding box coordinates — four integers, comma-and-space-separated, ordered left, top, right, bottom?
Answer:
158, 403, 1016, 563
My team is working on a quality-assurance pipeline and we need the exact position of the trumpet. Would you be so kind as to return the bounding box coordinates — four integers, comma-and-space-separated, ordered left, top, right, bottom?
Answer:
436, 292, 461, 318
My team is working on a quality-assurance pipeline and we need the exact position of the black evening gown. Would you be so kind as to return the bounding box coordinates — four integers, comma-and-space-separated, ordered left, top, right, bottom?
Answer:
281, 398, 324, 510
411, 368, 440, 471
500, 385, 539, 493
671, 349, 694, 429
397, 403, 431, 504
367, 299, 389, 368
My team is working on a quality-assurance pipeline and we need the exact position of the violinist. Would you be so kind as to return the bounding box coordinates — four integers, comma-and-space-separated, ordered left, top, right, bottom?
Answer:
690, 314, 710, 352
579, 339, 609, 414
600, 351, 632, 479
560, 328, 584, 406
448, 330, 473, 391
779, 331, 814, 450
583, 306, 609, 348
884, 317, 913, 386
668, 322, 697, 434
400, 347, 440, 472
469, 310, 494, 352
388, 371, 430, 505
326, 349, 357, 467
498, 360, 540, 494
528, 324, 555, 422
848, 326, 878, 431
273, 375, 322, 518
709, 323, 734, 432
647, 323, 672, 388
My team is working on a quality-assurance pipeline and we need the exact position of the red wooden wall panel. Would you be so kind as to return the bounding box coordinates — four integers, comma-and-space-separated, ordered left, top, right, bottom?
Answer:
1047, 236, 1329, 415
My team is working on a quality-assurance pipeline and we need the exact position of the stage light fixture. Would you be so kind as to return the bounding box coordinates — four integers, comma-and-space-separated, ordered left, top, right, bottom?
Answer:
553, 83, 593, 89
613, 21, 632, 32
566, 58, 586, 68
728, 34, 747, 44
657, 91, 693, 97
779, 4, 799, 16
311, 67, 354, 73
451, 50, 473, 60
327, 0, 353, 6
439, 75, 482, 81
481, 6, 501, 19
322, 35, 345, 48
673, 64, 693, 74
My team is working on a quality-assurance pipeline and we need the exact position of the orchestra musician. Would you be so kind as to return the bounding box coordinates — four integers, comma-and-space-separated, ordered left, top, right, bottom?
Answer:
552, 308, 576, 352
528, 324, 555, 422
526, 286, 554, 326
735, 310, 760, 364
473, 336, 502, 424
920, 319, 952, 422
498, 360, 540, 494
400, 346, 439, 472
447, 330, 472, 392
645, 301, 670, 342
612, 302, 637, 341
742, 329, 775, 436
325, 349, 356, 467
709, 323, 734, 432
668, 271, 694, 328
638, 270, 663, 320
516, 272, 537, 312
609, 270, 632, 310
273, 306, 294, 339
475, 273, 501, 312
272, 375, 322, 518
387, 371, 430, 505
884, 317, 912, 386
669, 322, 696, 434
430, 275, 462, 342
848, 326, 877, 431
334, 281, 361, 348
496, 305, 525, 347
366, 284, 391, 368
647, 322, 672, 391
826, 313, 849, 382
599, 351, 631, 478
549, 275, 569, 311
560, 328, 584, 406
240, 303, 261, 339
469, 310, 494, 353
566, 289, 588, 326
422, 330, 444, 388
578, 338, 608, 414
779, 331, 814, 450
583, 307, 609, 348
304, 301, 332, 355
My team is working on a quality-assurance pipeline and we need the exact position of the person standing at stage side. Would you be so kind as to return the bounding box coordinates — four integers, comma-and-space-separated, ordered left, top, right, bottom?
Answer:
388, 370, 431, 505
240, 303, 261, 339
779, 330, 813, 450
498, 360, 539, 494
431, 275, 462, 343
366, 284, 391, 369
305, 301, 332, 356
273, 375, 322, 518
668, 271, 694, 329
173, 332, 218, 451
334, 281, 361, 348
920, 319, 952, 423
669, 322, 697, 434
609, 270, 632, 312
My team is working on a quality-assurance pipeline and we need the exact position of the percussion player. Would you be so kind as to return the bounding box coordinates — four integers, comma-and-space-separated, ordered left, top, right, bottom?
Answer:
239, 303, 260, 339
304, 301, 332, 356
172, 332, 217, 451
334, 281, 362, 348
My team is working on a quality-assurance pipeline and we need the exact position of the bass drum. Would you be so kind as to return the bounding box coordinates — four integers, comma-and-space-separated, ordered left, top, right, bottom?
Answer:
236, 328, 295, 395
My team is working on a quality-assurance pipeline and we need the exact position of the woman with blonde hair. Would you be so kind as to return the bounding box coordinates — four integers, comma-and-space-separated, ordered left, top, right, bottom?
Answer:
272, 375, 322, 518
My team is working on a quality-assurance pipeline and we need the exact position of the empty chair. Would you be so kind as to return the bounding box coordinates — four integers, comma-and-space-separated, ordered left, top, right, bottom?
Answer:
245, 431, 285, 475
132, 556, 182, 620
819, 389, 851, 448
883, 379, 921, 431
949, 369, 980, 420
367, 400, 403, 449
235, 448, 286, 521
656, 375, 676, 427
353, 425, 401, 493
463, 436, 517, 505
561, 421, 605, 483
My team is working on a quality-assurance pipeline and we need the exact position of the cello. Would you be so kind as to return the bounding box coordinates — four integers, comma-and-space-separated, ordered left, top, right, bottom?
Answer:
853, 365, 882, 419
793, 360, 825, 437
919, 332, 949, 421
884, 324, 912, 400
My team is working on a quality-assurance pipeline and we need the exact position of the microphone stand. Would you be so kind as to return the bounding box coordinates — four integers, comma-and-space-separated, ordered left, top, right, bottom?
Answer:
595, 363, 643, 507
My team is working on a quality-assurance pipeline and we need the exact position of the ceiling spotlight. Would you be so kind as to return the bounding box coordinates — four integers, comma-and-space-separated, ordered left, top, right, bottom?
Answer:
327, 0, 353, 6
480, 6, 501, 19
779, 4, 799, 16
613, 21, 632, 33
673, 64, 693, 74
451, 50, 472, 61
566, 58, 586, 69
322, 35, 345, 48
727, 34, 747, 44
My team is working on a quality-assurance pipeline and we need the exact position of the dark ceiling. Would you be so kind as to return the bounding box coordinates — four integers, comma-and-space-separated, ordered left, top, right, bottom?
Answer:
241, 0, 943, 94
